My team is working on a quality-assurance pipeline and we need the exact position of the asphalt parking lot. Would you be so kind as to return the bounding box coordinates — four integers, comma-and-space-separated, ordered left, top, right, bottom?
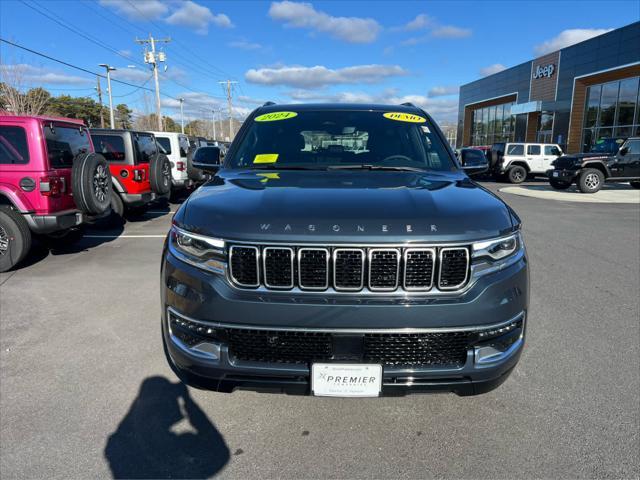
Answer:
1, 181, 638, 479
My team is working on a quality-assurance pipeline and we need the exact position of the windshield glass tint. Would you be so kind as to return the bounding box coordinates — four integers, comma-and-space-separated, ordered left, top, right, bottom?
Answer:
229, 110, 454, 171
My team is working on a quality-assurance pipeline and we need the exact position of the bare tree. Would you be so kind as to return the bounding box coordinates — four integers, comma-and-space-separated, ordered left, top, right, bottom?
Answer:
0, 63, 50, 115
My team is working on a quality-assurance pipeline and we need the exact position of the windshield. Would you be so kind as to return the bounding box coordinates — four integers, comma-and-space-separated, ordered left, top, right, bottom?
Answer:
228, 110, 455, 171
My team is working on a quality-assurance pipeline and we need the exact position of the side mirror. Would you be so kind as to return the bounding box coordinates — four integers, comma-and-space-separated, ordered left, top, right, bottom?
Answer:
619, 146, 628, 156
192, 146, 221, 172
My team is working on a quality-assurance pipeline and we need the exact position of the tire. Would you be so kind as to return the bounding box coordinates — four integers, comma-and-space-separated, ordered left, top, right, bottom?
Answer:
40, 226, 84, 250
149, 153, 171, 195
630, 181, 640, 189
186, 150, 205, 182
549, 179, 572, 190
72, 152, 112, 215
578, 168, 604, 194
110, 191, 125, 218
507, 165, 527, 184
0, 205, 32, 273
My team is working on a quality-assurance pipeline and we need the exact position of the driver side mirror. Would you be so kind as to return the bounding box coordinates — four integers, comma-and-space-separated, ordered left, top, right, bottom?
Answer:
192, 146, 221, 173
619, 146, 628, 156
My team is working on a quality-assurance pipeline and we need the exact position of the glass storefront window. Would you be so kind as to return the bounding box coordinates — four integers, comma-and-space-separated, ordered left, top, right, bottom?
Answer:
581, 76, 640, 152
469, 101, 514, 146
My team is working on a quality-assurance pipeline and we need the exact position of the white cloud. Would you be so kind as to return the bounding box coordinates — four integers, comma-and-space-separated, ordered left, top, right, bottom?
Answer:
110, 68, 153, 83
534, 28, 612, 55
479, 63, 507, 76
245, 64, 408, 88
430, 25, 472, 38
268, 1, 380, 44
228, 39, 263, 50
98, 0, 168, 20
403, 14, 433, 31
0, 64, 91, 86
162, 91, 224, 116
165, 0, 233, 34
285, 88, 459, 123
428, 85, 458, 97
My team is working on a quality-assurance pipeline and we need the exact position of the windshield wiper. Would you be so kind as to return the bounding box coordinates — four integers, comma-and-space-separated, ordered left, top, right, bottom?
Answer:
327, 164, 427, 172
248, 165, 326, 170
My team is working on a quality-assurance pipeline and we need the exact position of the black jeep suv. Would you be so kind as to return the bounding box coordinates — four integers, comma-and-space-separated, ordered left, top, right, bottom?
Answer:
161, 103, 529, 397
549, 137, 640, 193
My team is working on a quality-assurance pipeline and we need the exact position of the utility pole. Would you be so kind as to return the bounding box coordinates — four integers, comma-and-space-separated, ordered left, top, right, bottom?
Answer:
218, 80, 238, 141
211, 109, 216, 140
98, 64, 116, 129
95, 76, 105, 129
136, 34, 171, 131
179, 98, 184, 134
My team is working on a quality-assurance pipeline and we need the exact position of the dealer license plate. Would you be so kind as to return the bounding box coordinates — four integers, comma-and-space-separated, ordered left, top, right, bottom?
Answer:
311, 363, 382, 397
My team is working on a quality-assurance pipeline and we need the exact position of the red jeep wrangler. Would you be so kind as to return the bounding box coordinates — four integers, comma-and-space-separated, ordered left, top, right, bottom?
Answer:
90, 129, 171, 219
0, 115, 111, 272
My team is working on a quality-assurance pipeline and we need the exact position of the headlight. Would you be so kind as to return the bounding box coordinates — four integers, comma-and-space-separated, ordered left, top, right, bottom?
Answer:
169, 226, 226, 274
472, 232, 521, 262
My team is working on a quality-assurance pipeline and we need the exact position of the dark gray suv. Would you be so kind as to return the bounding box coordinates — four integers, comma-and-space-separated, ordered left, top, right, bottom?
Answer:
161, 103, 529, 397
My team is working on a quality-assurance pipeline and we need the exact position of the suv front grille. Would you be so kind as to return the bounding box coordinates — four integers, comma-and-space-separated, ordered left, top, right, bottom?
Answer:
226, 328, 476, 367
228, 244, 470, 293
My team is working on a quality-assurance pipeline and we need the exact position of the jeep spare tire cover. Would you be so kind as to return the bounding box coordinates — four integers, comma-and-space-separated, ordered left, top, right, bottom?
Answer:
186, 149, 205, 182
150, 153, 171, 194
72, 152, 112, 215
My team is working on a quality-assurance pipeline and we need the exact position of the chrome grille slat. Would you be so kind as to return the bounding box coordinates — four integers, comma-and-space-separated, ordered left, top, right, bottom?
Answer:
438, 247, 469, 290
333, 248, 365, 291
263, 247, 294, 289
298, 248, 329, 290
227, 244, 471, 293
368, 248, 400, 291
404, 248, 435, 291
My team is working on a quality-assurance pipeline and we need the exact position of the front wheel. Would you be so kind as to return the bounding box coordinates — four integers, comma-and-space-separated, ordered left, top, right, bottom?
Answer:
578, 168, 604, 193
549, 179, 572, 190
507, 165, 527, 184
630, 181, 640, 189
0, 206, 32, 272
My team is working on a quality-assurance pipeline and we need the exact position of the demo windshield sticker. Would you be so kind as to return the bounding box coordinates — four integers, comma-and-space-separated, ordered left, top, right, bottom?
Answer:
254, 111, 298, 122
383, 112, 426, 123
253, 153, 279, 164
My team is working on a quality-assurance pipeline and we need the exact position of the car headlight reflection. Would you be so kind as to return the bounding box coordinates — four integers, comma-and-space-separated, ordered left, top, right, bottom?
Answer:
169, 226, 226, 274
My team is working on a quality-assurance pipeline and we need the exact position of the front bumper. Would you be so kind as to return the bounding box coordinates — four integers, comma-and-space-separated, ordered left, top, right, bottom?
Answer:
161, 248, 529, 396
23, 210, 83, 234
549, 169, 578, 182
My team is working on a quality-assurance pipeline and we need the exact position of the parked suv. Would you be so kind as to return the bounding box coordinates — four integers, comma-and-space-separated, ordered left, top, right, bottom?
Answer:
148, 131, 196, 193
0, 115, 111, 272
491, 142, 563, 183
91, 129, 171, 218
161, 103, 529, 397
550, 137, 640, 193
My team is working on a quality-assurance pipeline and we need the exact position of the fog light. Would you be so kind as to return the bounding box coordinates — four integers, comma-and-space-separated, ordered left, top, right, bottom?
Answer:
474, 316, 524, 365
168, 310, 221, 360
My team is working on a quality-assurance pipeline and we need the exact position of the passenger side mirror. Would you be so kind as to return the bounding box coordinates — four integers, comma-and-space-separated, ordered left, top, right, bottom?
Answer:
619, 146, 628, 156
192, 146, 221, 173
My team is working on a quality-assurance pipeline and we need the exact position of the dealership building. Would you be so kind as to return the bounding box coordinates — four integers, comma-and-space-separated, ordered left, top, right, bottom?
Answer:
457, 22, 640, 153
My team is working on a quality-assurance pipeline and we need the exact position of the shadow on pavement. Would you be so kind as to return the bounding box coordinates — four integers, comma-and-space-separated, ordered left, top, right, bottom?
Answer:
104, 376, 229, 479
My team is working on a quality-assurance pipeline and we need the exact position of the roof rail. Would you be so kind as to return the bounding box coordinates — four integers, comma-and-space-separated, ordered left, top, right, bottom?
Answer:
262, 101, 276, 106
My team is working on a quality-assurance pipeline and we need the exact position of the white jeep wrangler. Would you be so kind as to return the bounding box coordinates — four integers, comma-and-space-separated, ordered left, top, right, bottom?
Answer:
493, 142, 563, 183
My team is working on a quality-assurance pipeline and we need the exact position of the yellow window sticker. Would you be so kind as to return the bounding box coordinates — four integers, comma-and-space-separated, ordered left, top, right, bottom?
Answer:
383, 112, 426, 123
254, 111, 298, 122
253, 153, 279, 164
257, 173, 280, 183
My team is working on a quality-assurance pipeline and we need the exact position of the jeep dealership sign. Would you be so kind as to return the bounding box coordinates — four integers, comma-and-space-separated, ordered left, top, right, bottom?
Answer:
533, 64, 555, 79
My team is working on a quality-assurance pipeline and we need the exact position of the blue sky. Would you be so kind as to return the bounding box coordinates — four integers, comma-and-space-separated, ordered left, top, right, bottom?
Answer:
0, 0, 637, 124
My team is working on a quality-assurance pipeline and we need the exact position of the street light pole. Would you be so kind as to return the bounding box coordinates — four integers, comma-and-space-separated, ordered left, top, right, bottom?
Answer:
99, 64, 116, 129
211, 109, 216, 140
179, 97, 184, 134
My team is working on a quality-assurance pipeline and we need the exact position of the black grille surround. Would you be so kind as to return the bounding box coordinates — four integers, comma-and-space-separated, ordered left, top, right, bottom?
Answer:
227, 244, 470, 293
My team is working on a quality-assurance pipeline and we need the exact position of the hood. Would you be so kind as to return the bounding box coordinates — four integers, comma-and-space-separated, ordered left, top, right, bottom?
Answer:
177, 170, 515, 243
555, 152, 613, 166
